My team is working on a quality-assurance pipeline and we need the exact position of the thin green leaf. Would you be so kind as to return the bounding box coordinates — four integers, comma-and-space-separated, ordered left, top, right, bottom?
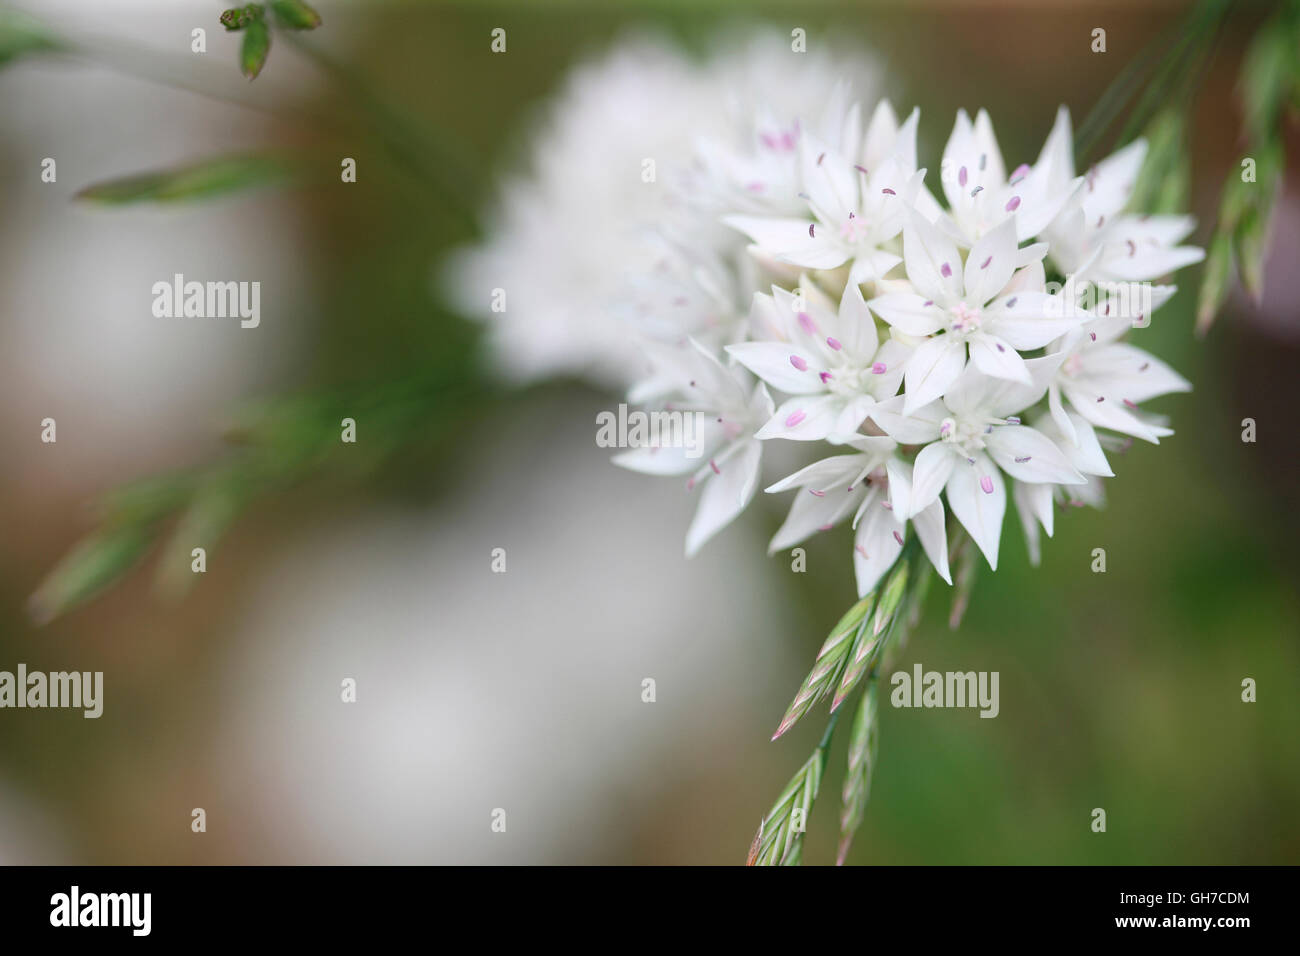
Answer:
1196, 232, 1235, 338
750, 749, 825, 866
75, 154, 294, 205
772, 593, 874, 740
837, 680, 880, 865
28, 524, 155, 625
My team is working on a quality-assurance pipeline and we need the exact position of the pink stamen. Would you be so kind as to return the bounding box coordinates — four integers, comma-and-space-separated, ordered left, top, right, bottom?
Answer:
854, 164, 869, 175
980, 256, 992, 269
871, 362, 887, 374
710, 459, 721, 475
826, 336, 842, 351
1009, 163, 1030, 184
809, 489, 826, 497
809, 223, 816, 238
1014, 456, 1032, 463
940, 262, 953, 278
855, 544, 868, 558
893, 530, 905, 546
881, 188, 896, 195
790, 355, 809, 371
1005, 196, 1021, 211
1006, 297, 1017, 308
797, 312, 818, 334
958, 166, 968, 187
819, 371, 833, 383
1123, 399, 1137, 409
980, 475, 994, 494
786, 410, 807, 427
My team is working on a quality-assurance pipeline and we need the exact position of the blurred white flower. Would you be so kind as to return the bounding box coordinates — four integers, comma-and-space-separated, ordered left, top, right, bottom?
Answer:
1037, 107, 1206, 282
442, 32, 881, 389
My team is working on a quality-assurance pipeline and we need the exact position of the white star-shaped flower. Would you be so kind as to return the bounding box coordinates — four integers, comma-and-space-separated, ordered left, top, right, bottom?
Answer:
727, 277, 911, 442
869, 213, 1079, 412
1036, 107, 1205, 282
765, 435, 952, 596
615, 339, 774, 556
1047, 305, 1192, 446
724, 105, 926, 285
867, 357, 1086, 569
931, 108, 1083, 246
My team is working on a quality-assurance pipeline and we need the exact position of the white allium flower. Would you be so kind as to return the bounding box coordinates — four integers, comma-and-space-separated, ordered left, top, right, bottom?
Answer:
442, 32, 880, 390
765, 435, 952, 596
455, 30, 1206, 584
869, 215, 1078, 412
1011, 409, 1115, 564
1036, 107, 1206, 283
868, 359, 1085, 568
613, 340, 774, 556
932, 108, 1082, 246
727, 277, 910, 442
1047, 306, 1192, 445
725, 106, 925, 285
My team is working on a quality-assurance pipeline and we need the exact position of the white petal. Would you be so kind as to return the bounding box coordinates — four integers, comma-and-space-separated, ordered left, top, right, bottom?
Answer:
968, 334, 1032, 383
725, 215, 849, 270
885, 456, 912, 519
1012, 480, 1053, 566
1048, 382, 1077, 446
769, 482, 864, 552
903, 336, 966, 413
867, 394, 946, 444
853, 493, 907, 597
946, 453, 1005, 570
868, 292, 946, 337
832, 282, 880, 360
903, 208, 963, 302
1062, 383, 1166, 443
964, 217, 1019, 306
985, 425, 1085, 484
909, 442, 957, 517
766, 453, 864, 494
912, 497, 953, 584
726, 341, 825, 395
756, 394, 845, 441
685, 440, 762, 556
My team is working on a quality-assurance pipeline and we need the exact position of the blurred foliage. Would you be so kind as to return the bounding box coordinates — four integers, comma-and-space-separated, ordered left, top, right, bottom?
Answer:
0, 7, 61, 67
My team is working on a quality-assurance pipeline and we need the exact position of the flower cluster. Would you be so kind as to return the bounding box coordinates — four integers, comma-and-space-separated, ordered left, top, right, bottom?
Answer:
450, 40, 1203, 599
